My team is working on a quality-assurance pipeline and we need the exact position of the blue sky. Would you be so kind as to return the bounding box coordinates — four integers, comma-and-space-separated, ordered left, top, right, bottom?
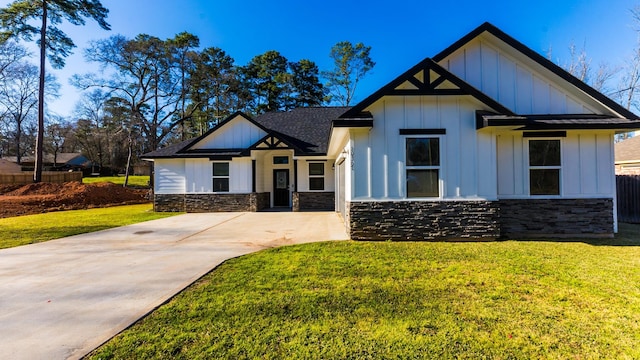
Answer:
1, 0, 639, 117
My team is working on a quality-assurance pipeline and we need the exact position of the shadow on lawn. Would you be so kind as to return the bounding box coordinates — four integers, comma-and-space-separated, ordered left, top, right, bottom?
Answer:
514, 222, 640, 246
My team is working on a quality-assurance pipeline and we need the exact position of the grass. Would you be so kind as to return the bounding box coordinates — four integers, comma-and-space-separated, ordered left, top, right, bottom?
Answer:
0, 204, 179, 249
82, 175, 150, 187
89, 225, 640, 359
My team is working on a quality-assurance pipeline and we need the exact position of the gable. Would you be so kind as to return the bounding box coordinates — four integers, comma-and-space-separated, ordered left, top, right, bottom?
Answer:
434, 23, 636, 118
340, 58, 513, 119
189, 114, 268, 150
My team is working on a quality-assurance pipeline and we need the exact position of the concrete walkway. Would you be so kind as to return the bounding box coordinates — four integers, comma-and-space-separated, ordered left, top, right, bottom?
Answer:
0, 212, 348, 360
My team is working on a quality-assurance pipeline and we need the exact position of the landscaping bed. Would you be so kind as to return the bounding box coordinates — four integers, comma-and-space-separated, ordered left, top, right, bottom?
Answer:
0, 181, 149, 218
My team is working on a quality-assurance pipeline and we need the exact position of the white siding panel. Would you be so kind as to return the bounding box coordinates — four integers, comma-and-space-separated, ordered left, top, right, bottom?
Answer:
563, 134, 581, 196
448, 49, 466, 78
513, 135, 525, 195
477, 132, 496, 199
532, 75, 550, 113
567, 97, 585, 113
405, 97, 422, 129
459, 105, 477, 197
155, 159, 185, 194
465, 41, 482, 89
497, 54, 516, 110
441, 99, 460, 197
549, 85, 566, 113
579, 134, 598, 194
185, 158, 212, 193
481, 44, 499, 99
497, 135, 515, 196
230, 158, 252, 193
386, 99, 402, 198
422, 97, 440, 128
352, 130, 371, 199
596, 133, 614, 194
515, 65, 533, 113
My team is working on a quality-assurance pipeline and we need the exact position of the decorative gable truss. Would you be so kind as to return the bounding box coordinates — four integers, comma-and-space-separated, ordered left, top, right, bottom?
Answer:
341, 58, 514, 119
242, 132, 305, 155
394, 59, 478, 96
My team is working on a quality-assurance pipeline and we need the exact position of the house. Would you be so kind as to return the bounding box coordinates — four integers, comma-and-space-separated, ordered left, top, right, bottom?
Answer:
4, 153, 92, 171
615, 136, 640, 174
143, 22, 640, 240
0, 158, 21, 173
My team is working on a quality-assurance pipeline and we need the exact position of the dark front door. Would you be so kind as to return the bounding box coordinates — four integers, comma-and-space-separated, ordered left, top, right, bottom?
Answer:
273, 169, 290, 207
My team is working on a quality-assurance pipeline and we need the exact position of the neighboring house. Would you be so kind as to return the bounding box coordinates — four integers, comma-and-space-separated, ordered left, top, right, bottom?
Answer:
615, 136, 640, 174
5, 153, 92, 171
144, 22, 640, 240
0, 158, 21, 173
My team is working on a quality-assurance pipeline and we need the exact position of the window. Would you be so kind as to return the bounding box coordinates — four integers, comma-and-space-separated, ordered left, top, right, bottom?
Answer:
528, 139, 561, 195
309, 163, 324, 190
273, 156, 289, 164
406, 137, 440, 197
212, 162, 229, 192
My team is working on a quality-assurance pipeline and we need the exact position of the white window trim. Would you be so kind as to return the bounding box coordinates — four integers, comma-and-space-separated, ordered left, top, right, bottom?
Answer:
524, 138, 563, 198
212, 161, 230, 193
308, 162, 325, 191
403, 135, 445, 199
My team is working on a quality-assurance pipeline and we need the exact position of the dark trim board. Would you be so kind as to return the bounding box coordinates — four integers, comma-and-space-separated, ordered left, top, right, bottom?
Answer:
399, 129, 447, 135
523, 131, 567, 138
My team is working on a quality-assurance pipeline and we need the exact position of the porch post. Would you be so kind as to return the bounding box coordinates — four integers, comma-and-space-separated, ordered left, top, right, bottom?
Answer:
252, 159, 256, 192
293, 159, 298, 191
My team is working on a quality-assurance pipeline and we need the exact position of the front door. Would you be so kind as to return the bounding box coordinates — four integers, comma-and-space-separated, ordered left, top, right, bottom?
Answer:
273, 169, 290, 207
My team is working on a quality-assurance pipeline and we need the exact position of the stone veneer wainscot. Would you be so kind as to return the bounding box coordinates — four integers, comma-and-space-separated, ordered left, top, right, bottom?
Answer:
154, 192, 270, 212
348, 200, 500, 241
498, 198, 613, 238
292, 192, 335, 212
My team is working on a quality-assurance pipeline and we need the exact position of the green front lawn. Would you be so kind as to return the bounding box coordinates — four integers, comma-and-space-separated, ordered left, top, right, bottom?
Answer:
0, 204, 179, 249
90, 225, 640, 359
82, 175, 150, 187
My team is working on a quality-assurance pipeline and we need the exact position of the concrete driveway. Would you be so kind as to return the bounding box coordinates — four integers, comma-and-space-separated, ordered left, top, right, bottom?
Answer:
0, 211, 348, 360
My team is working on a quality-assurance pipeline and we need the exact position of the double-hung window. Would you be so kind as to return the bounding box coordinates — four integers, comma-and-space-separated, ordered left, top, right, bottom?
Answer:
528, 139, 561, 195
212, 162, 229, 192
406, 137, 440, 197
309, 163, 325, 191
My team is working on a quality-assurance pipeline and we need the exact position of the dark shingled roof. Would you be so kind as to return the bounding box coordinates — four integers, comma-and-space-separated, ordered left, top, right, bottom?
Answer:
142, 107, 350, 159
476, 111, 640, 130
253, 107, 350, 154
142, 138, 194, 158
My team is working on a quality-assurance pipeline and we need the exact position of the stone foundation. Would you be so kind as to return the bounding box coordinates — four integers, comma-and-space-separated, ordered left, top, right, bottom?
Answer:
292, 192, 335, 212
499, 198, 613, 238
346, 198, 614, 240
348, 200, 500, 241
154, 194, 186, 212
154, 192, 270, 212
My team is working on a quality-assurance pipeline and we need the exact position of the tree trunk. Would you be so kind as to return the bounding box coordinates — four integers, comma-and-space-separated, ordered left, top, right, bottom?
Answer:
34, 0, 47, 183
123, 134, 132, 187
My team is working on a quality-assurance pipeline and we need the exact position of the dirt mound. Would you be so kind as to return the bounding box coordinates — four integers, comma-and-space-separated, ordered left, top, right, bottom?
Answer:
0, 181, 150, 218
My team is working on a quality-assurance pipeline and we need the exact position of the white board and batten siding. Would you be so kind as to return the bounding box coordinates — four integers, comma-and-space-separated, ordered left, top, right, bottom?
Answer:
155, 159, 186, 194
190, 115, 267, 150
297, 157, 335, 192
497, 131, 616, 198
441, 38, 609, 116
351, 96, 498, 201
155, 157, 253, 194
